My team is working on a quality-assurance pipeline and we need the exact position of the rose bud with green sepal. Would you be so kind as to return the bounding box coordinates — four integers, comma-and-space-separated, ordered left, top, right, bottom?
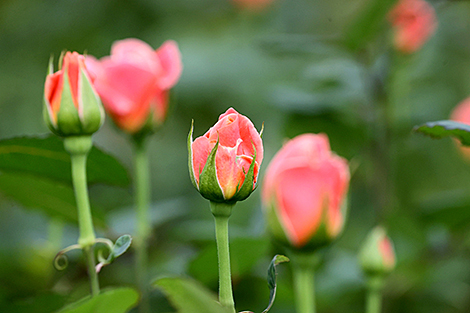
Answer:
262, 134, 350, 251
359, 226, 396, 277
188, 108, 263, 203
43, 52, 104, 137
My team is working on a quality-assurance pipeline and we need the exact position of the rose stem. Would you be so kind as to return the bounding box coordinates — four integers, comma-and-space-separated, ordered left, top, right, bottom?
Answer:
133, 136, 151, 313
210, 201, 236, 312
64, 136, 100, 297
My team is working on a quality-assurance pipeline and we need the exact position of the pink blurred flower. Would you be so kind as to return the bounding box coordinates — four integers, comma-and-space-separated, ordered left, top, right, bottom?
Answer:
450, 97, 470, 158
86, 38, 182, 133
189, 108, 263, 202
232, 0, 275, 11
262, 134, 350, 249
359, 226, 396, 275
389, 0, 437, 54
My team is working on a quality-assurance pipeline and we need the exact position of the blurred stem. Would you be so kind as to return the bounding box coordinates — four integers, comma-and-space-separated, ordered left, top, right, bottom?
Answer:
366, 276, 384, 313
64, 136, 99, 297
133, 136, 151, 313
210, 202, 235, 312
291, 253, 317, 313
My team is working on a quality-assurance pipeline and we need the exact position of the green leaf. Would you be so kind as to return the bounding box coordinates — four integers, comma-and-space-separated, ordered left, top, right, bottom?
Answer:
0, 135, 129, 186
113, 235, 132, 258
154, 277, 232, 313
344, 0, 397, 50
0, 172, 106, 227
262, 255, 290, 313
414, 120, 470, 146
56, 287, 139, 313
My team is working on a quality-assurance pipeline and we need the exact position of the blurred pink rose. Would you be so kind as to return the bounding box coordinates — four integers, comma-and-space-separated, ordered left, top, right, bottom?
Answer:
86, 38, 182, 133
189, 108, 263, 202
450, 97, 470, 158
389, 0, 437, 54
262, 134, 349, 249
232, 0, 274, 11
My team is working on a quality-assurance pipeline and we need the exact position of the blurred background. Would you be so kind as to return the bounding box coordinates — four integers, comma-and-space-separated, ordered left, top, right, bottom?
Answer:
1, 0, 470, 312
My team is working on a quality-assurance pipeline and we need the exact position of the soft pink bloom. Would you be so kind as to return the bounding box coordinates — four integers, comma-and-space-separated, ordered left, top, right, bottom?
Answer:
232, 0, 274, 11
450, 98, 470, 158
380, 237, 396, 270
86, 38, 182, 133
389, 0, 437, 54
190, 108, 263, 201
262, 134, 349, 248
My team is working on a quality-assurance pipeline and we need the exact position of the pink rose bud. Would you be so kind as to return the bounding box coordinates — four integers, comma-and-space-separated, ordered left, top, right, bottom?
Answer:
389, 0, 437, 54
43, 52, 104, 137
231, 0, 275, 11
86, 38, 182, 134
188, 108, 263, 203
262, 134, 350, 250
450, 97, 470, 158
359, 226, 396, 276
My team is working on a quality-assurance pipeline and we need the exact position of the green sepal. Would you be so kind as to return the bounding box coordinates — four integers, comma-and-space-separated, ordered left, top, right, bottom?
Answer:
198, 137, 225, 202
43, 56, 57, 131
187, 120, 198, 189
56, 66, 82, 136
79, 69, 104, 134
231, 145, 257, 202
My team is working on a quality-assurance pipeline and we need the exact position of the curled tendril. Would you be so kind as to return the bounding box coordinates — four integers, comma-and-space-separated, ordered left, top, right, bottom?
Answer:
53, 244, 81, 271
94, 238, 115, 273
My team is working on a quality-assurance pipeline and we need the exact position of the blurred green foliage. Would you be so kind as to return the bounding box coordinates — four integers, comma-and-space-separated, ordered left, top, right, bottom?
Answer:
2, 0, 470, 312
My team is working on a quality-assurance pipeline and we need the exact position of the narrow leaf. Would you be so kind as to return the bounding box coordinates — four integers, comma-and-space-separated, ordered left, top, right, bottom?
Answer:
262, 255, 290, 313
414, 120, 470, 146
56, 287, 139, 313
154, 277, 231, 313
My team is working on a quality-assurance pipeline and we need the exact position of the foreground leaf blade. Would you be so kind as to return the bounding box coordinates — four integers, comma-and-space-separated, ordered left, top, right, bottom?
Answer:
414, 120, 470, 146
0, 172, 106, 227
0, 135, 129, 186
56, 287, 139, 313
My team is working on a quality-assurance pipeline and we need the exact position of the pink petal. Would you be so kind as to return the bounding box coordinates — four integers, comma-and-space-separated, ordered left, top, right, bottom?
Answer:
156, 40, 183, 90
192, 136, 212, 184
275, 166, 325, 247
110, 38, 161, 74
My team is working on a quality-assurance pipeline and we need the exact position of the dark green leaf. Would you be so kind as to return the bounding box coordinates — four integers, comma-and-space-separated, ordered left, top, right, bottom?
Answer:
153, 277, 232, 313
0, 135, 129, 187
344, 0, 397, 50
56, 287, 139, 313
414, 120, 470, 146
0, 172, 106, 228
263, 255, 289, 313
113, 235, 132, 258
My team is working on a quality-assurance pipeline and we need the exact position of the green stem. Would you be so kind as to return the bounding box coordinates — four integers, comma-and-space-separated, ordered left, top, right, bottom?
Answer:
64, 136, 99, 297
292, 259, 316, 313
133, 137, 151, 313
84, 246, 100, 297
210, 202, 235, 312
366, 276, 384, 313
